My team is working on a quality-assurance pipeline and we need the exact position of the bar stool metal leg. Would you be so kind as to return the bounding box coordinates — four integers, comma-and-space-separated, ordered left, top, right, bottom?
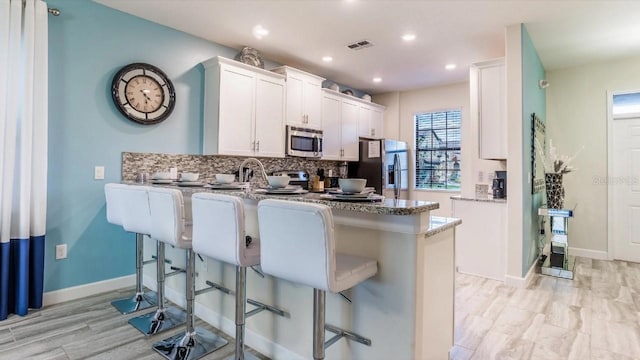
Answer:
129, 241, 186, 336
153, 249, 228, 360
223, 266, 260, 360
111, 234, 157, 314
313, 289, 326, 360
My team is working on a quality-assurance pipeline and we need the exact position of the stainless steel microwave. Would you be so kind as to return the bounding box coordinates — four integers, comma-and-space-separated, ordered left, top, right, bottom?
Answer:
286, 126, 323, 158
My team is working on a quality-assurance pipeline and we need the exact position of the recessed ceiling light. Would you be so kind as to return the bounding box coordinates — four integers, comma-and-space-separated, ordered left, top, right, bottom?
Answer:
322, 56, 333, 62
252, 25, 269, 39
402, 34, 416, 42
445, 64, 457, 70
372, 77, 382, 83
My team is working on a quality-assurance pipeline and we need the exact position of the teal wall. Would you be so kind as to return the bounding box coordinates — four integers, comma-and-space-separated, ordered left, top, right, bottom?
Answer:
45, 0, 242, 291
521, 25, 546, 276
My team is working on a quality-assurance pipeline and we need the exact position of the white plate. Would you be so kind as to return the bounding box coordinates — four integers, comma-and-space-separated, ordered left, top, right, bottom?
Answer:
176, 181, 205, 187
256, 188, 308, 195
205, 183, 247, 190
321, 194, 384, 202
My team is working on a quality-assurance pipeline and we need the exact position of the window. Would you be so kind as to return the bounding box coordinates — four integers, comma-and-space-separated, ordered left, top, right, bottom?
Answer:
613, 92, 640, 118
415, 110, 461, 190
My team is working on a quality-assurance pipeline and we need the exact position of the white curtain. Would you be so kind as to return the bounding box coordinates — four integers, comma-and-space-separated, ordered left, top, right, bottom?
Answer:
0, 0, 48, 320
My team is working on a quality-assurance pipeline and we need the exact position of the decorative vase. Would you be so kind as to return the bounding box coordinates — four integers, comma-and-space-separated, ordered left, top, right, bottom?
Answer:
545, 173, 564, 209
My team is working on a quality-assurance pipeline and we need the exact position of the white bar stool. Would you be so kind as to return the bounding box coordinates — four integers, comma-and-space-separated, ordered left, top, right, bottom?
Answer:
124, 185, 186, 336
104, 183, 156, 314
148, 188, 229, 360
191, 193, 287, 360
257, 199, 378, 360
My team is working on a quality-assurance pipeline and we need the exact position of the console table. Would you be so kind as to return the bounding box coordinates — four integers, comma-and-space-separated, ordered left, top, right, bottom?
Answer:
538, 208, 574, 279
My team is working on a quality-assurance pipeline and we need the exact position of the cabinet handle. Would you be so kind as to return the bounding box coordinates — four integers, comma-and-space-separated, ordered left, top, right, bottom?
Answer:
256, 140, 260, 152
371, 129, 374, 136
251, 141, 255, 151
373, 129, 376, 136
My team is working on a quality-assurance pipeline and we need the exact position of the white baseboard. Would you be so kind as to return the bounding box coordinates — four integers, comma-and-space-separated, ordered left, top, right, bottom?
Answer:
143, 275, 305, 360
504, 260, 537, 288
568, 247, 608, 260
43, 275, 135, 306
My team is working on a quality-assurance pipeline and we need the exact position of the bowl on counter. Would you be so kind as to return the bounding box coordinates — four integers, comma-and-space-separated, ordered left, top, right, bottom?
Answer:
338, 178, 367, 193
181, 172, 200, 182
153, 171, 173, 180
267, 175, 290, 189
215, 174, 235, 184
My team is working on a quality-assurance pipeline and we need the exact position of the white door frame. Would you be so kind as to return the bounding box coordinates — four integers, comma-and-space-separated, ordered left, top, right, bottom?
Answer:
607, 89, 640, 260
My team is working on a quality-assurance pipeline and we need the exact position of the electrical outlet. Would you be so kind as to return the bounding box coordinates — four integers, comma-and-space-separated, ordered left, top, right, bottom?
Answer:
94, 166, 105, 180
478, 171, 484, 183
55, 244, 67, 260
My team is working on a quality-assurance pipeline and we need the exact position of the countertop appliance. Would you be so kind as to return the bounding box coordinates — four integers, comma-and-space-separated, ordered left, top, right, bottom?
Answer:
271, 170, 309, 190
286, 126, 322, 158
349, 138, 409, 199
492, 171, 507, 199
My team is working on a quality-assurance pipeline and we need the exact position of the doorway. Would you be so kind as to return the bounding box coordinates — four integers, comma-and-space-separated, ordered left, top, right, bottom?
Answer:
609, 90, 640, 262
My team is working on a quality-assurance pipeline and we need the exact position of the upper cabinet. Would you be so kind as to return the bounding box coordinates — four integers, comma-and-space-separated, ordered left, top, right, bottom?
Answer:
472, 59, 506, 160
202, 57, 285, 157
321, 90, 359, 161
271, 66, 324, 129
357, 102, 385, 139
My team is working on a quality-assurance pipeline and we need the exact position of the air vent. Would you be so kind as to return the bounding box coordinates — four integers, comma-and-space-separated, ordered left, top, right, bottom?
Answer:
345, 40, 374, 50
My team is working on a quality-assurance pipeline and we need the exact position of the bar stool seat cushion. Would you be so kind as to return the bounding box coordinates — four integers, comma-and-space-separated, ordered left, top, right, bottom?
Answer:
148, 188, 192, 249
257, 199, 377, 293
192, 193, 259, 267
335, 253, 377, 292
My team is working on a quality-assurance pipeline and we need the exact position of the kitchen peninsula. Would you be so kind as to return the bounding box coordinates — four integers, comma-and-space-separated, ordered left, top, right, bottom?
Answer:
136, 181, 460, 360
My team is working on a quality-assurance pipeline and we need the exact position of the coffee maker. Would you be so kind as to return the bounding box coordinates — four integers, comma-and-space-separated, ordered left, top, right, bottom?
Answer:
492, 171, 507, 199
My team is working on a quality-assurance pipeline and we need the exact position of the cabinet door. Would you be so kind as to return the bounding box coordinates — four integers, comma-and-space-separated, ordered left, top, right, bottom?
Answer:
284, 74, 304, 126
321, 94, 342, 160
370, 108, 384, 139
479, 64, 506, 159
358, 105, 372, 138
303, 79, 323, 129
452, 200, 505, 280
255, 74, 285, 158
218, 65, 255, 156
341, 99, 360, 161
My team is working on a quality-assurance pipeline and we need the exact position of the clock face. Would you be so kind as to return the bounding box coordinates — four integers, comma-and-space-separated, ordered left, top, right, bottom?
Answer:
111, 63, 176, 125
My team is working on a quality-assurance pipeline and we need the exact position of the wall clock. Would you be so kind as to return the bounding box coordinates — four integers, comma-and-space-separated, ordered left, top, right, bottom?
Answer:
111, 63, 176, 125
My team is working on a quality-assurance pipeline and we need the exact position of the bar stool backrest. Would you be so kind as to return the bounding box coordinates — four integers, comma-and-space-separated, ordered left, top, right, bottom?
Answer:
148, 187, 191, 249
191, 193, 248, 266
119, 185, 152, 236
104, 183, 126, 227
257, 199, 336, 292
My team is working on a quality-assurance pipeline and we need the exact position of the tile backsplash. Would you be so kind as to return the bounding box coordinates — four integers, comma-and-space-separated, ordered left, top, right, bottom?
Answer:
121, 152, 342, 183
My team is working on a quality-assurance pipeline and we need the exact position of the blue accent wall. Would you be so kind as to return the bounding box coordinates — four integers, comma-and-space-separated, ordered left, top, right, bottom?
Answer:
521, 25, 546, 276
45, 0, 245, 291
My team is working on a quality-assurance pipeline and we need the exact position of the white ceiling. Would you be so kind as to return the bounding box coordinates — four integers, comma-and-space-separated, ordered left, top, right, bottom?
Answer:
95, 0, 640, 94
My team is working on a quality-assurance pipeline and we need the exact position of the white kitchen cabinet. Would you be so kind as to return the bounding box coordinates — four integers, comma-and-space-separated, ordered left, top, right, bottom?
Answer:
271, 66, 324, 129
358, 102, 385, 139
202, 56, 285, 157
321, 90, 359, 161
471, 59, 506, 160
452, 198, 506, 281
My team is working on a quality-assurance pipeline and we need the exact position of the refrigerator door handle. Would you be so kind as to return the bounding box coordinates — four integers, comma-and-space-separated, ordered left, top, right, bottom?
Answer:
394, 153, 401, 200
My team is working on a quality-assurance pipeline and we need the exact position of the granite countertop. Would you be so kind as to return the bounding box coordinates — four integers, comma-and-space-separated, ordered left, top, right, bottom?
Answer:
132, 182, 439, 216
426, 216, 462, 237
450, 195, 507, 204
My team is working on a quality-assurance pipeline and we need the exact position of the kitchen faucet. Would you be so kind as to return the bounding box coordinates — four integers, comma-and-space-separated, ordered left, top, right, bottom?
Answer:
238, 158, 268, 185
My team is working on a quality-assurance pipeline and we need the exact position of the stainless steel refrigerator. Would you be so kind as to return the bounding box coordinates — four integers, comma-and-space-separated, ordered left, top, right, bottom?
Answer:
349, 138, 409, 199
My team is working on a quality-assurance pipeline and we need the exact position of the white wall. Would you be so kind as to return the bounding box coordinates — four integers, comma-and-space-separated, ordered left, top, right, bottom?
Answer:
546, 55, 640, 256
375, 83, 465, 217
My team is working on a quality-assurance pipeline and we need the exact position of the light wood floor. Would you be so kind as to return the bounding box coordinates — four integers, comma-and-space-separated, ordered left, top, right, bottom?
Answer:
0, 287, 267, 360
453, 257, 640, 359
3, 257, 639, 359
